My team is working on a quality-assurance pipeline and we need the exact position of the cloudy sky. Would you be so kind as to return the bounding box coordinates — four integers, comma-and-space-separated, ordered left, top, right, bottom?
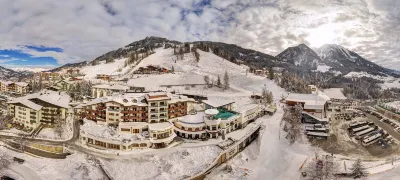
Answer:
0, 0, 399, 71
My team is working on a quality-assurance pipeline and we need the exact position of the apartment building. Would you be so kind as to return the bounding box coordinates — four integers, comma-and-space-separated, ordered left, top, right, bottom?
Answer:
7, 90, 71, 131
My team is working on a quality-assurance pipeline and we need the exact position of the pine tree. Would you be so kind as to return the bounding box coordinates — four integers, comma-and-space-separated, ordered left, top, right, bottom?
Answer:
268, 66, 274, 80
223, 71, 229, 90
217, 75, 222, 87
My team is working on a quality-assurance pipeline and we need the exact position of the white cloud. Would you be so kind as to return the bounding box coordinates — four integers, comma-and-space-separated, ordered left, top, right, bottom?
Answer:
0, 0, 399, 70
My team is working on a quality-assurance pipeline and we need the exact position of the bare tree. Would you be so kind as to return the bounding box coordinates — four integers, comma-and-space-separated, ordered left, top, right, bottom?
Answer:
350, 158, 367, 178
281, 103, 303, 144
303, 154, 339, 180
204, 75, 211, 88
0, 152, 11, 175
54, 113, 63, 138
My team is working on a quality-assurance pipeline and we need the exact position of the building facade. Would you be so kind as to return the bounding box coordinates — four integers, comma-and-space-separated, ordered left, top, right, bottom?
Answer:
7, 90, 71, 131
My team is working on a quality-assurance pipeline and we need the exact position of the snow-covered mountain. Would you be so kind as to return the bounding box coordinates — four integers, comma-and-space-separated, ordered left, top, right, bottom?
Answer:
0, 66, 32, 79
316, 44, 397, 77
275, 43, 321, 69
276, 43, 399, 77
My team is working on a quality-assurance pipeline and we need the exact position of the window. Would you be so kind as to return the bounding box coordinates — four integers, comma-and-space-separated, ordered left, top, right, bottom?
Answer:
121, 128, 130, 132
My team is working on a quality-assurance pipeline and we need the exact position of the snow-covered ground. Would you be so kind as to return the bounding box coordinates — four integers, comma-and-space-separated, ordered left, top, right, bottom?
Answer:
314, 64, 331, 73
80, 57, 132, 79
206, 105, 313, 180
125, 48, 275, 97
101, 145, 221, 180
35, 116, 74, 140
0, 146, 105, 180
344, 71, 400, 89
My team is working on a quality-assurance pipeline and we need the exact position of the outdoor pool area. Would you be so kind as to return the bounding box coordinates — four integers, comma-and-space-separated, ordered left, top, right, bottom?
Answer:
213, 109, 239, 120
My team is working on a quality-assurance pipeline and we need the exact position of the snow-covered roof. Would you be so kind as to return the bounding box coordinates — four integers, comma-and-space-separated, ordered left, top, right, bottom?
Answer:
145, 92, 170, 101
286, 93, 330, 104
14, 82, 28, 87
178, 112, 205, 124
0, 80, 13, 85
149, 122, 173, 131
168, 97, 196, 104
8, 90, 70, 109
81, 119, 147, 142
93, 84, 130, 91
203, 99, 235, 108
322, 88, 347, 100
76, 93, 147, 108
9, 99, 43, 111
304, 101, 325, 110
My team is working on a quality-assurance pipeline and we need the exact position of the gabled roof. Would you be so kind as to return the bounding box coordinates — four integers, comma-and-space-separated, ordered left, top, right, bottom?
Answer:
15, 82, 28, 87
8, 90, 71, 109
8, 99, 43, 111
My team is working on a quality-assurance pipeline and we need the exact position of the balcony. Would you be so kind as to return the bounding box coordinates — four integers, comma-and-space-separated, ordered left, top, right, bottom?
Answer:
149, 133, 176, 144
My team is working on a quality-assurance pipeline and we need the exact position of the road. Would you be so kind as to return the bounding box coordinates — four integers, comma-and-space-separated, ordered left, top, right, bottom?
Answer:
0, 115, 81, 158
8, 163, 41, 180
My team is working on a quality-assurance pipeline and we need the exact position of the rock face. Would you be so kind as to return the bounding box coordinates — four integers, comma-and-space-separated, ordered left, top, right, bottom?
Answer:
276, 44, 321, 69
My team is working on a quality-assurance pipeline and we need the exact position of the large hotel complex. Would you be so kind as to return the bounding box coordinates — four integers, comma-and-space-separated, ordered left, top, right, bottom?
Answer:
74, 92, 261, 150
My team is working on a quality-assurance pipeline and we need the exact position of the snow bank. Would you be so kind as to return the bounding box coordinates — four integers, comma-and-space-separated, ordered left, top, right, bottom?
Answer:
101, 145, 222, 180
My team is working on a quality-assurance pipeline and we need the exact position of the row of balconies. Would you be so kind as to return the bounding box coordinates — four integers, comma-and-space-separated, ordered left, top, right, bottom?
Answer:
120, 110, 147, 114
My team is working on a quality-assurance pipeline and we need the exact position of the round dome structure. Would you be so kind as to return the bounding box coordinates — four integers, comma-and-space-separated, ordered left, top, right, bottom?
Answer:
205, 109, 219, 116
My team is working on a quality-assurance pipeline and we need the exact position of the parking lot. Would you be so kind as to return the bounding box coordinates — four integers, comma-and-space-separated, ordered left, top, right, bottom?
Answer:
309, 108, 400, 158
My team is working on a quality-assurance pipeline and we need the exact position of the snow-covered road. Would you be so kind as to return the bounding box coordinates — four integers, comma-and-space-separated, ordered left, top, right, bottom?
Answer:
8, 163, 41, 180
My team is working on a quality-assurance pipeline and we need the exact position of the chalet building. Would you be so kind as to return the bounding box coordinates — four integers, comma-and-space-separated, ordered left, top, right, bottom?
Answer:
0, 81, 30, 95
34, 72, 61, 82
66, 69, 80, 76
285, 93, 330, 119
96, 74, 110, 81
7, 90, 71, 131
133, 65, 169, 74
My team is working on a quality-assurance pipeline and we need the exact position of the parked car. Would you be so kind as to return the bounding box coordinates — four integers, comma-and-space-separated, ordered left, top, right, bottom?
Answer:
13, 157, 24, 164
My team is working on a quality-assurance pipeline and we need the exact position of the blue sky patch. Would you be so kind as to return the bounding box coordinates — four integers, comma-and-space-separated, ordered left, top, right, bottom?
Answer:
0, 46, 62, 69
